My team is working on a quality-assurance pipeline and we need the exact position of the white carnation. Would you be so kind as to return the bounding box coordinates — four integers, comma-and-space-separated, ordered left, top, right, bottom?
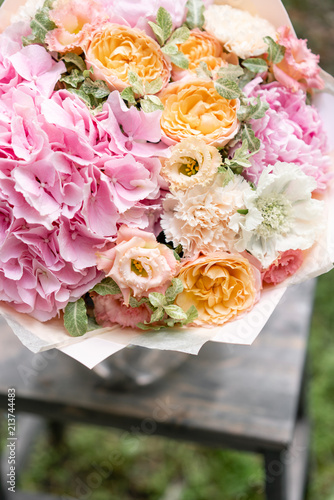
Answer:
229, 162, 324, 267
204, 4, 276, 59
161, 175, 253, 257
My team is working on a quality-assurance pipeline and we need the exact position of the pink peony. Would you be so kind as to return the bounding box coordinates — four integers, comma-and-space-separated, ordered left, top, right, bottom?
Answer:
96, 225, 180, 304
243, 82, 331, 190
92, 293, 151, 328
262, 249, 304, 285
272, 26, 324, 93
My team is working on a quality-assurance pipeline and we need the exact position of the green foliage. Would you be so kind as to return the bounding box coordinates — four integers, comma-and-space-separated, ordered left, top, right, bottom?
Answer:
63, 299, 88, 337
242, 57, 268, 73
237, 96, 269, 122
61, 53, 87, 72
196, 61, 212, 79
136, 278, 198, 330
148, 7, 173, 45
185, 0, 205, 29
242, 124, 261, 153
215, 78, 243, 100
264, 36, 286, 64
140, 95, 164, 112
22, 0, 56, 46
217, 64, 244, 80
90, 277, 121, 296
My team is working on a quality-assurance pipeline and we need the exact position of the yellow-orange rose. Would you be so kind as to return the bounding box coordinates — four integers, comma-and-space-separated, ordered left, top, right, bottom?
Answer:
85, 23, 171, 93
172, 28, 238, 81
159, 79, 240, 147
175, 252, 261, 326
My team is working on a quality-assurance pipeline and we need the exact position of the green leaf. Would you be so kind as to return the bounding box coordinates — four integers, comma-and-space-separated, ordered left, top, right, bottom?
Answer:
264, 36, 286, 64
242, 124, 260, 153
165, 278, 184, 304
60, 69, 85, 88
90, 277, 121, 296
238, 68, 257, 90
81, 78, 110, 99
68, 88, 96, 108
149, 307, 165, 323
168, 51, 189, 69
121, 87, 136, 105
217, 64, 244, 81
22, 34, 41, 47
62, 53, 87, 72
237, 96, 269, 122
196, 61, 212, 80
144, 77, 163, 95
164, 305, 188, 321
149, 292, 167, 308
169, 26, 190, 45
184, 305, 198, 324
87, 317, 102, 331
215, 79, 242, 100
156, 7, 173, 44
162, 43, 179, 56
30, 6, 57, 44
148, 21, 165, 46
137, 323, 162, 331
64, 299, 88, 337
173, 250, 181, 262
242, 57, 268, 74
127, 70, 145, 95
129, 296, 150, 308
217, 165, 235, 186
186, 0, 205, 30
237, 209, 249, 215
140, 95, 164, 113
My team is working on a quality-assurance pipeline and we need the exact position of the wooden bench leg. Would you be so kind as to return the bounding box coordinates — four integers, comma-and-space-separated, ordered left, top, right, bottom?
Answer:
264, 450, 288, 500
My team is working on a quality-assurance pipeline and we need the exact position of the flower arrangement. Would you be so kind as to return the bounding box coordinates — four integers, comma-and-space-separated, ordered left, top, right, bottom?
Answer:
0, 0, 333, 359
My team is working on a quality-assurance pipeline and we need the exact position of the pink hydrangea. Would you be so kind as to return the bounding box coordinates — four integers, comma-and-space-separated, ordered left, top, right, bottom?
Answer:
273, 26, 324, 93
243, 82, 331, 190
0, 219, 103, 321
262, 249, 304, 285
92, 293, 151, 329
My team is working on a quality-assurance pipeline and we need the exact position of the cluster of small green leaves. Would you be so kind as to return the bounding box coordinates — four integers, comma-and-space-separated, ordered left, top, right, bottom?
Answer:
148, 7, 190, 70
59, 54, 110, 110
22, 0, 56, 47
185, 0, 205, 30
120, 71, 164, 112
131, 278, 198, 331
63, 277, 197, 336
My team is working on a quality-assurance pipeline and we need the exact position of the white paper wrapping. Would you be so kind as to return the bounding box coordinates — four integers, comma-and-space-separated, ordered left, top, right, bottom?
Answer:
1, 0, 334, 368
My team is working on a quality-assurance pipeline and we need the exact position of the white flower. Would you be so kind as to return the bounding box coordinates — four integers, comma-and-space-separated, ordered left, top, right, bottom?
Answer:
11, 0, 45, 23
229, 162, 324, 267
161, 175, 253, 257
161, 138, 221, 191
204, 5, 276, 59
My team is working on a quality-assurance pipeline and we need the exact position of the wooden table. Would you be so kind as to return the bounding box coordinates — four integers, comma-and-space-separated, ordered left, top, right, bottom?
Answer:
0, 280, 315, 500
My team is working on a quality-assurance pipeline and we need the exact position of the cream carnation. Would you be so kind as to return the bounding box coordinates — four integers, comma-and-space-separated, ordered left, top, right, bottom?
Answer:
161, 175, 253, 257
204, 5, 276, 59
161, 138, 221, 191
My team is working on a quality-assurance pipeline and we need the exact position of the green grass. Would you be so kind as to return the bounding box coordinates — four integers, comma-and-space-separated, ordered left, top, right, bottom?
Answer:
15, 269, 334, 499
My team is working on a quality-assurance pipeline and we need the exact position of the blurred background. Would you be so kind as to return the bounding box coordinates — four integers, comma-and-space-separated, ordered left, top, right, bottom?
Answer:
3, 0, 334, 499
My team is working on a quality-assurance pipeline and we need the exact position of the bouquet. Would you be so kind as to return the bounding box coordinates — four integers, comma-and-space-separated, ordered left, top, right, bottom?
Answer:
0, 0, 333, 367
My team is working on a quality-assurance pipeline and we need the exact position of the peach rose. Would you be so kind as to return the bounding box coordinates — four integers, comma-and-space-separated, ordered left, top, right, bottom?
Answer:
172, 28, 238, 81
175, 252, 261, 326
159, 79, 240, 147
96, 225, 179, 304
272, 26, 324, 92
85, 23, 171, 93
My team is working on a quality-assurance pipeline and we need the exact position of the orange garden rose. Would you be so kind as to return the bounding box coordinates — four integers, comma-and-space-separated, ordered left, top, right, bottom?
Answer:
85, 23, 171, 93
172, 28, 238, 81
159, 79, 240, 147
175, 252, 261, 326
